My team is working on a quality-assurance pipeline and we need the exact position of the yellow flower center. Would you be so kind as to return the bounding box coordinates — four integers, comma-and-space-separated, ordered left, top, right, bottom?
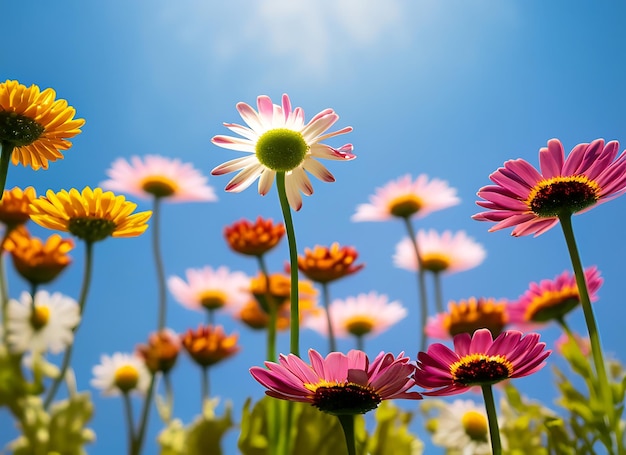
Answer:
451, 354, 513, 386
0, 111, 45, 147
524, 286, 580, 322
421, 253, 451, 272
305, 380, 381, 416
255, 128, 308, 172
443, 298, 507, 338
198, 290, 228, 310
114, 365, 140, 393
345, 316, 376, 337
30, 305, 50, 330
526, 175, 600, 217
461, 410, 488, 441
388, 194, 422, 218
141, 176, 178, 198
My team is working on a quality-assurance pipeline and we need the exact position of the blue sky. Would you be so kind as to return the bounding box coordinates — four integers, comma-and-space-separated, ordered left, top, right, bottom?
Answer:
3, 1, 626, 453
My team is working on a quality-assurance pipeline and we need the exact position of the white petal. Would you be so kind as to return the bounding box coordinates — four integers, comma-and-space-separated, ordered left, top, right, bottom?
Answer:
212, 135, 256, 152
211, 156, 259, 175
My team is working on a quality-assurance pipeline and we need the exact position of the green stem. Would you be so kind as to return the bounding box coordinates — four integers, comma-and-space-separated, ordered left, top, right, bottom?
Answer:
256, 255, 277, 362
481, 384, 502, 455
321, 282, 337, 352
122, 392, 137, 454
207, 308, 214, 326
0, 142, 14, 200
163, 373, 174, 423
132, 373, 157, 455
1, 227, 12, 346
276, 172, 300, 357
401, 216, 429, 352
201, 365, 210, 402
355, 334, 364, 352
337, 414, 357, 455
44, 240, 95, 408
558, 215, 613, 419
152, 197, 167, 331
433, 271, 444, 314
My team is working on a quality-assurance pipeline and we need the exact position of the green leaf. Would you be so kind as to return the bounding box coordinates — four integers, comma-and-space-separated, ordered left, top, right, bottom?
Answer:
367, 401, 423, 455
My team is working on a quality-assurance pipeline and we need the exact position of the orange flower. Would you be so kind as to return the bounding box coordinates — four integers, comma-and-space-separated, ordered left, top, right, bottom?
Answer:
224, 217, 285, 256
0, 186, 36, 228
238, 273, 319, 330
426, 297, 509, 340
181, 325, 239, 367
136, 329, 181, 374
297, 242, 364, 283
4, 226, 73, 285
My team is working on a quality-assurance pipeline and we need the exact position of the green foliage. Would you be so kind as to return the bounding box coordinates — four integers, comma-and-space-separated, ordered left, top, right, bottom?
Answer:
158, 399, 234, 455
366, 400, 423, 455
550, 335, 626, 453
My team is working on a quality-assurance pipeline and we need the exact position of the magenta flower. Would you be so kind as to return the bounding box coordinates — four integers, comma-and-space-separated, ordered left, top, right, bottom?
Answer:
211, 94, 354, 211
414, 329, 550, 396
508, 266, 603, 330
250, 349, 421, 415
473, 138, 626, 236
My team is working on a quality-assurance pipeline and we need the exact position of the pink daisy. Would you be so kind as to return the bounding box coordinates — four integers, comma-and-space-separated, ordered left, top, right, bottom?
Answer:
250, 349, 421, 415
473, 138, 626, 236
508, 267, 602, 330
414, 328, 550, 396
352, 174, 460, 221
101, 155, 217, 202
393, 229, 486, 273
304, 291, 407, 338
167, 266, 250, 313
211, 94, 354, 211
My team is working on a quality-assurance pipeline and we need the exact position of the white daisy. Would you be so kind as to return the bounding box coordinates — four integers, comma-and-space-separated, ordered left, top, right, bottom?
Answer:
6, 290, 80, 354
432, 399, 492, 455
91, 352, 151, 396
211, 94, 355, 211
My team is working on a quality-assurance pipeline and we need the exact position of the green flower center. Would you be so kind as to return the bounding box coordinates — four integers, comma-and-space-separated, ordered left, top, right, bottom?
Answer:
114, 365, 140, 393
527, 176, 599, 217
68, 217, 117, 243
312, 383, 381, 416
451, 354, 513, 386
388, 195, 422, 218
0, 111, 45, 147
461, 410, 489, 442
255, 128, 308, 172
141, 177, 177, 198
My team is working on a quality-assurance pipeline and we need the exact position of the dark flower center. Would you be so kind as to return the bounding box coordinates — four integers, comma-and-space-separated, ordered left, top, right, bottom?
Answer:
0, 111, 45, 147
388, 195, 422, 218
142, 178, 177, 198
451, 354, 512, 386
255, 128, 308, 172
68, 217, 117, 243
527, 177, 599, 217
312, 383, 381, 415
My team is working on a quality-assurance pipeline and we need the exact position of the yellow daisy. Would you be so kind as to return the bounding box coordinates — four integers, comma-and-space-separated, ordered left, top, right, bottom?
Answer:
0, 80, 84, 170
29, 187, 152, 242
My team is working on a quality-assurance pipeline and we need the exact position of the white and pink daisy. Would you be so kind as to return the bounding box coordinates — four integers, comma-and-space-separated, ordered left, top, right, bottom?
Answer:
211, 94, 354, 211
432, 399, 492, 455
6, 290, 80, 354
352, 174, 460, 222
101, 155, 217, 202
304, 291, 407, 339
91, 352, 151, 396
250, 349, 421, 415
167, 266, 250, 313
414, 329, 550, 396
508, 266, 602, 330
473, 138, 626, 236
393, 229, 486, 273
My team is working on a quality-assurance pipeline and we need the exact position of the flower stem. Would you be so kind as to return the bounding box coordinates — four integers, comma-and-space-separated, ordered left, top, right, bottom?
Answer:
44, 240, 94, 408
0, 142, 14, 200
152, 196, 168, 331
1, 228, 12, 346
256, 255, 277, 362
276, 172, 300, 356
337, 414, 357, 455
433, 271, 444, 314
132, 373, 157, 455
401, 216, 429, 352
321, 282, 337, 353
122, 392, 137, 454
201, 365, 210, 402
481, 384, 502, 455
558, 215, 613, 421
355, 334, 364, 352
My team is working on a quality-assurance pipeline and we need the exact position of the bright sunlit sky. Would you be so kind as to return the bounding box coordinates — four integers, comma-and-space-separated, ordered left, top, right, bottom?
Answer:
3, 1, 626, 454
